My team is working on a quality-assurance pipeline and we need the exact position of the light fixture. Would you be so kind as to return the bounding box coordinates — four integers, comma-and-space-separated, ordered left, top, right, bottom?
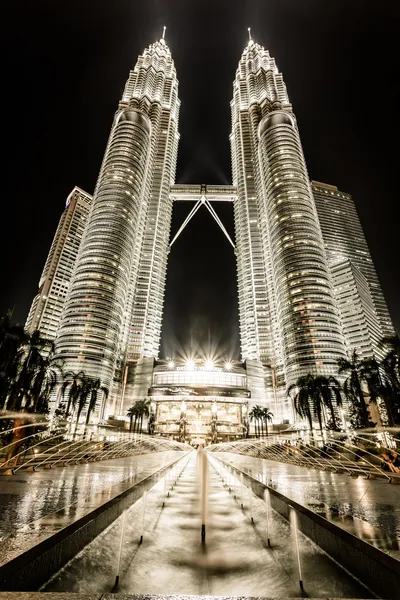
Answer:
224, 361, 233, 371
168, 360, 175, 369
204, 359, 214, 370
186, 359, 195, 370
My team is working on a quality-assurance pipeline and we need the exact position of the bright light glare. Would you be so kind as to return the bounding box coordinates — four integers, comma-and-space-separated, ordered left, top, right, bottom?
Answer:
204, 359, 214, 370
224, 361, 233, 371
168, 361, 175, 369
186, 359, 196, 370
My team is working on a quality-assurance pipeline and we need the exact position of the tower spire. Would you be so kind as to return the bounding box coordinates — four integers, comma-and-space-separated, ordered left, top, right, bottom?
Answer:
247, 27, 252, 42
162, 25, 166, 41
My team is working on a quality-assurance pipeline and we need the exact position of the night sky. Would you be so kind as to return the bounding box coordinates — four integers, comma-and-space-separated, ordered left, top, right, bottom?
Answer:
2, 0, 399, 360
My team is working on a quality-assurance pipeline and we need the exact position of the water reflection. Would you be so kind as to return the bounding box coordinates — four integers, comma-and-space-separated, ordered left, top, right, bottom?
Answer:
0, 451, 182, 565
219, 452, 400, 559
44, 452, 369, 598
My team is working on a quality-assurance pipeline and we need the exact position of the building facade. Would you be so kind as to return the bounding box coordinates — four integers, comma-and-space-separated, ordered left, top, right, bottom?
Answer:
26, 34, 395, 434
312, 181, 394, 359
54, 35, 180, 404
230, 36, 346, 421
26, 187, 92, 341
330, 259, 382, 361
150, 360, 249, 442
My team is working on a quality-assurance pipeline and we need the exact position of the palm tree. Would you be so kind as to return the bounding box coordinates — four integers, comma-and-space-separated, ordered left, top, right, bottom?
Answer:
135, 399, 151, 433
379, 335, 400, 424
73, 375, 91, 437
127, 405, 137, 433
248, 406, 259, 437
249, 405, 264, 437
359, 358, 391, 425
0, 312, 27, 409
379, 335, 400, 365
288, 375, 315, 432
337, 351, 371, 429
25, 355, 63, 414
61, 371, 86, 418
318, 375, 342, 430
261, 407, 274, 436
288, 374, 343, 434
84, 378, 108, 433
6, 330, 54, 412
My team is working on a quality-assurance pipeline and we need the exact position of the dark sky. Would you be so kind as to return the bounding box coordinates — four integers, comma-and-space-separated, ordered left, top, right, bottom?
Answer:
2, 0, 399, 360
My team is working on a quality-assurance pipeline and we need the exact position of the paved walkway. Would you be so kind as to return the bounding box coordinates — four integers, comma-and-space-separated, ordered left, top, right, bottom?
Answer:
45, 452, 369, 598
216, 452, 400, 559
0, 451, 184, 565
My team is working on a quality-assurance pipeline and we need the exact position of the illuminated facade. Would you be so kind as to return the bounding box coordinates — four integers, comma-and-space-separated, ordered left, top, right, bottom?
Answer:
54, 34, 180, 400
312, 181, 395, 359
26, 187, 92, 340
330, 259, 382, 361
230, 35, 346, 418
150, 361, 249, 442
27, 34, 395, 431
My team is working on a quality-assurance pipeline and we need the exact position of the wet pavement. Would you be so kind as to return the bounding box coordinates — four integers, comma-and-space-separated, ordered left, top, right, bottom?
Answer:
215, 452, 400, 560
44, 452, 371, 598
0, 451, 185, 566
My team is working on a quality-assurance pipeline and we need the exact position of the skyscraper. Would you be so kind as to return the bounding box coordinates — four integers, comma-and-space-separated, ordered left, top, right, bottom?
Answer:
231, 34, 346, 417
26, 187, 92, 341
55, 33, 180, 403
312, 181, 394, 350
27, 33, 395, 432
330, 259, 382, 361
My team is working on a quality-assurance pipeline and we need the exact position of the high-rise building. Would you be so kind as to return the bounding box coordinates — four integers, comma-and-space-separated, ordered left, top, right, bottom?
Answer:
312, 181, 394, 358
230, 34, 346, 420
28, 33, 395, 434
26, 187, 92, 341
331, 259, 382, 361
54, 33, 180, 408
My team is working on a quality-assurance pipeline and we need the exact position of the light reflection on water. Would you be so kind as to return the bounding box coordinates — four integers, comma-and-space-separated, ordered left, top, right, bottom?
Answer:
219, 452, 400, 558
0, 451, 182, 562
44, 452, 369, 598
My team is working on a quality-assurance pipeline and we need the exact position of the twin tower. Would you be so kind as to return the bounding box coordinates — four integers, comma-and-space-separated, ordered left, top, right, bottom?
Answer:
53, 33, 348, 419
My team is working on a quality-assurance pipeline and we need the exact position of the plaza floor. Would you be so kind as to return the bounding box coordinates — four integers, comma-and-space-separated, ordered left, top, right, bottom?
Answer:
44, 453, 370, 598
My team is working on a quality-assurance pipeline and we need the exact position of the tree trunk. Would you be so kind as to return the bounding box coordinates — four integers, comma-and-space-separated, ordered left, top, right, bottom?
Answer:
133, 416, 137, 433
330, 405, 337, 429
317, 411, 323, 433
357, 385, 370, 427
265, 420, 268, 437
